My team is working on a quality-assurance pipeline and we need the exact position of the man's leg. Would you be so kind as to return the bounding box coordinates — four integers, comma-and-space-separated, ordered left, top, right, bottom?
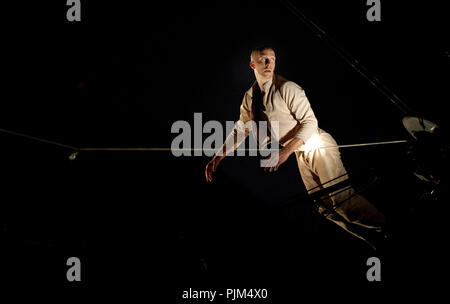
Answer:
295, 149, 376, 243
295, 130, 385, 240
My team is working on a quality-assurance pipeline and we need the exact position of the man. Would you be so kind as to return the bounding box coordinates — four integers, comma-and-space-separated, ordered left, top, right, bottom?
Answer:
205, 46, 385, 246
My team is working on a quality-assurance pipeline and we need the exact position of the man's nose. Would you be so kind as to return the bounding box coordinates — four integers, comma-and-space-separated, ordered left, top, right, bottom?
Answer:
264, 58, 270, 65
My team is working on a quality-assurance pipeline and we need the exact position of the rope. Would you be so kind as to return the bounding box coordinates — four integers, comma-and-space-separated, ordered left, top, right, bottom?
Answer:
0, 128, 79, 151
324, 139, 408, 149
78, 139, 408, 151
1, 127, 408, 154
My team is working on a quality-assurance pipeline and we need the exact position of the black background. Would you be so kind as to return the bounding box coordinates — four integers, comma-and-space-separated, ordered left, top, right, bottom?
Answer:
1, 0, 449, 300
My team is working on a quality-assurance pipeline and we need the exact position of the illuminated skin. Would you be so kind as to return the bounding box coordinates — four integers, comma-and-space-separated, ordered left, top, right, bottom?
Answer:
250, 48, 276, 90
205, 49, 305, 182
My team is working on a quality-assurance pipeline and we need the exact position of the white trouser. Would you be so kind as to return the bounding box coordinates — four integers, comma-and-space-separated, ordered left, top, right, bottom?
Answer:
295, 129, 385, 242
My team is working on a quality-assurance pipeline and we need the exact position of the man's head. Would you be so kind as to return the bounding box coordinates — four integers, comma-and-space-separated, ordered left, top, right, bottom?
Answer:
250, 46, 276, 82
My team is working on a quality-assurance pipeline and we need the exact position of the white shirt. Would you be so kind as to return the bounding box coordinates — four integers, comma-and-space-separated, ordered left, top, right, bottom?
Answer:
218, 74, 319, 156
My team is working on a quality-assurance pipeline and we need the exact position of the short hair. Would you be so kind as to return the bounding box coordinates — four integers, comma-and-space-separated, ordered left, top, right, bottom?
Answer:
250, 46, 276, 61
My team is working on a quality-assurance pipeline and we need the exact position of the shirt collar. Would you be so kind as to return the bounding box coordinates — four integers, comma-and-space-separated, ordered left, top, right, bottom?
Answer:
262, 76, 274, 92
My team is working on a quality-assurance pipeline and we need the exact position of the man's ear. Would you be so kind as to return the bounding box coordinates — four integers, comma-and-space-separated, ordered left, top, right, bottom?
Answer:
249, 61, 255, 69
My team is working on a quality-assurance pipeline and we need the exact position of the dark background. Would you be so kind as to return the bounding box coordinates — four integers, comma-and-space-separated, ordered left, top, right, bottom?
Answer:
1, 0, 449, 300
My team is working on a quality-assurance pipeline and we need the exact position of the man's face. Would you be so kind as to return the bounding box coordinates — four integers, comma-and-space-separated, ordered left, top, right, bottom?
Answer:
250, 49, 276, 80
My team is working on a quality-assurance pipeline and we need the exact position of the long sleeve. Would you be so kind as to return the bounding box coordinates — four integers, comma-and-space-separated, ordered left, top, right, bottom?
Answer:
215, 92, 253, 157
280, 82, 318, 143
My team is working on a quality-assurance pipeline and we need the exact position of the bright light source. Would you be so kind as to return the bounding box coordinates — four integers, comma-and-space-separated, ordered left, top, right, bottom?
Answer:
302, 133, 322, 152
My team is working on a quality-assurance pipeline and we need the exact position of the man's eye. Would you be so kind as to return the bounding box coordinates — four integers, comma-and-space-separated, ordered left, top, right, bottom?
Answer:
260, 57, 275, 62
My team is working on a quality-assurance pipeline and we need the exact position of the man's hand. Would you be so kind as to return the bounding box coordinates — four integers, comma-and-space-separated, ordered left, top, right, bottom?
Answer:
264, 138, 304, 173
205, 156, 224, 183
263, 148, 291, 172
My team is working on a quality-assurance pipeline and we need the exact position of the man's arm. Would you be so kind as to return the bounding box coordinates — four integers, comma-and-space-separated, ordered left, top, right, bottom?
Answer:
264, 82, 318, 172
205, 93, 253, 182
282, 82, 319, 144
282, 137, 304, 155
205, 128, 249, 182
264, 137, 304, 172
